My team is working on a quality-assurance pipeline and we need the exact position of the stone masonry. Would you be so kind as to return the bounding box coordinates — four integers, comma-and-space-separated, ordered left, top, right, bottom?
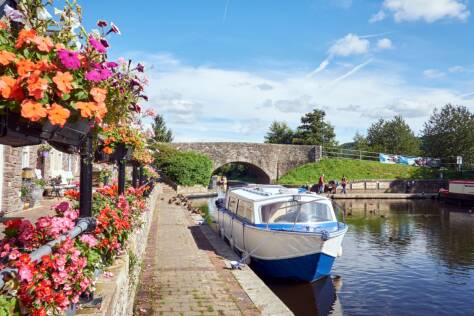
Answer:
170, 142, 322, 182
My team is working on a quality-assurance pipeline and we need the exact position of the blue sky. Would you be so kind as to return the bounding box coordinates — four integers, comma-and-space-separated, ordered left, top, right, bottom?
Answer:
80, 0, 474, 143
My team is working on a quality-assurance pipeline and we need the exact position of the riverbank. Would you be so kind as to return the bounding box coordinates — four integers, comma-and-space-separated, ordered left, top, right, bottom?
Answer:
277, 158, 467, 185
134, 184, 292, 315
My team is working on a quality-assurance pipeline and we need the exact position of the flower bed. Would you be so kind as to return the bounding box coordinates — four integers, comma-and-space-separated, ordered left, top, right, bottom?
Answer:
0, 184, 153, 315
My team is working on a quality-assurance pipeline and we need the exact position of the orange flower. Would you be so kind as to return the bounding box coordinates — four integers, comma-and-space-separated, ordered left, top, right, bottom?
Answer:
52, 71, 73, 95
17, 58, 36, 77
27, 73, 48, 100
47, 103, 70, 126
0, 21, 8, 30
21, 99, 47, 121
90, 87, 107, 103
94, 101, 107, 122
35, 59, 57, 72
15, 29, 36, 49
32, 36, 53, 52
54, 43, 65, 51
103, 146, 113, 154
75, 101, 97, 118
0, 50, 16, 65
0, 75, 24, 101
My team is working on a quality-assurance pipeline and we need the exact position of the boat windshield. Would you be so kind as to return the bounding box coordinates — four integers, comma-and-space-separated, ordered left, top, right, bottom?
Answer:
260, 200, 333, 224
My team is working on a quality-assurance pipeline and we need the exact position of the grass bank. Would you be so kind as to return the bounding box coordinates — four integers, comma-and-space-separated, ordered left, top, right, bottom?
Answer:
277, 158, 467, 185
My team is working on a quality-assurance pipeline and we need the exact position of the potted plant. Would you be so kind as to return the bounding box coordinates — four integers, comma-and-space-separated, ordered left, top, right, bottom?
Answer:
98, 169, 112, 187
37, 144, 51, 158
32, 178, 46, 202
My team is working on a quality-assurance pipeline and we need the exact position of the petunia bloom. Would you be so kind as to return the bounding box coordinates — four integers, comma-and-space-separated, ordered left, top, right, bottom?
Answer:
0, 50, 16, 65
107, 22, 121, 35
136, 63, 145, 72
97, 20, 107, 27
53, 71, 74, 95
84, 69, 101, 82
4, 4, 25, 23
21, 99, 47, 121
57, 49, 81, 70
88, 36, 106, 53
47, 103, 70, 126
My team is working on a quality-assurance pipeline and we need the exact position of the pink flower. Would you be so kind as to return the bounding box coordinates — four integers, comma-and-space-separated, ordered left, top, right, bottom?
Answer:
18, 265, 33, 282
57, 49, 81, 70
8, 249, 20, 260
107, 22, 121, 35
54, 201, 70, 214
88, 36, 106, 53
64, 209, 78, 221
85, 68, 111, 82
80, 234, 97, 247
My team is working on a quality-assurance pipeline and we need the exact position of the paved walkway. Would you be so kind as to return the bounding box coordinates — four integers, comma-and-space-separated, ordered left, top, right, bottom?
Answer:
134, 188, 260, 316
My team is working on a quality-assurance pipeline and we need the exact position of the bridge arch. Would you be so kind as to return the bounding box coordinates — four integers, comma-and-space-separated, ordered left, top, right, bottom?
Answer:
213, 161, 271, 184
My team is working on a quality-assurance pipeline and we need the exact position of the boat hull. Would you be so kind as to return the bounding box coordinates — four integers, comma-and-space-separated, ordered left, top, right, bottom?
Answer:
251, 252, 335, 282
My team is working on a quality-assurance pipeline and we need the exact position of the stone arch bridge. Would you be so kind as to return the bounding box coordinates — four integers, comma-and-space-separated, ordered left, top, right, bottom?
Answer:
170, 142, 322, 183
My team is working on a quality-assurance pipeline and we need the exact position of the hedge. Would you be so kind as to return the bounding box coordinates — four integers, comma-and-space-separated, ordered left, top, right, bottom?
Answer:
154, 144, 213, 187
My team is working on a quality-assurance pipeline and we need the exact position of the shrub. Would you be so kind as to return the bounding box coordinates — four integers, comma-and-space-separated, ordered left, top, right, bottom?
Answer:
155, 145, 212, 186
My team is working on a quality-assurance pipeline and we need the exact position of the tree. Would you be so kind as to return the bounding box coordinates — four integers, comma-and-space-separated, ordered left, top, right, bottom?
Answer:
353, 132, 370, 152
421, 104, 474, 164
292, 109, 337, 147
366, 116, 420, 155
264, 121, 294, 144
151, 114, 173, 143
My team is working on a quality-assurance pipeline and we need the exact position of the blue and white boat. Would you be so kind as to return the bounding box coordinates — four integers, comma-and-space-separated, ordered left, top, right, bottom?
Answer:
216, 185, 347, 283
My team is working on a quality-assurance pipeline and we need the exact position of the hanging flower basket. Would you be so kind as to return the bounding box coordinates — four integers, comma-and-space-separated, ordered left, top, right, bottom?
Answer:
94, 145, 113, 164
43, 118, 91, 147
110, 143, 132, 162
0, 111, 42, 147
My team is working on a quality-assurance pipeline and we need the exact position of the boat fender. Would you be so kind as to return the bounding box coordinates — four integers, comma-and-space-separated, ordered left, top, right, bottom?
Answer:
321, 230, 329, 241
337, 246, 343, 257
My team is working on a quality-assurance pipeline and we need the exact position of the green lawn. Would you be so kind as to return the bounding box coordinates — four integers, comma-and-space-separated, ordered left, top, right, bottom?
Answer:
277, 158, 468, 185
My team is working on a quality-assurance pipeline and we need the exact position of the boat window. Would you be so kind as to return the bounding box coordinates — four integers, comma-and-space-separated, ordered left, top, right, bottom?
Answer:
237, 200, 254, 223
260, 200, 333, 224
228, 196, 238, 213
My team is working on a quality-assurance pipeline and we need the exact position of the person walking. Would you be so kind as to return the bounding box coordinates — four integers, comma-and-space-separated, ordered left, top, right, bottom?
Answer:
341, 175, 347, 194
318, 174, 325, 194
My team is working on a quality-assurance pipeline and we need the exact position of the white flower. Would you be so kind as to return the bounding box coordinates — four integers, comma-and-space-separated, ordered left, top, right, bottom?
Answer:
36, 7, 52, 20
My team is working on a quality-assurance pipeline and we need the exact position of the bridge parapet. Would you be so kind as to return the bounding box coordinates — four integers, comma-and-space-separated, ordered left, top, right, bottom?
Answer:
169, 142, 322, 182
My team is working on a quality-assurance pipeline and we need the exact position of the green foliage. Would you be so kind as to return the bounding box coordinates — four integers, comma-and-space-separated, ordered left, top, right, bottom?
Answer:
151, 114, 173, 143
155, 145, 212, 186
365, 116, 420, 155
422, 104, 474, 164
292, 109, 337, 146
0, 296, 19, 316
264, 121, 294, 144
352, 132, 371, 152
277, 158, 460, 185
198, 204, 212, 225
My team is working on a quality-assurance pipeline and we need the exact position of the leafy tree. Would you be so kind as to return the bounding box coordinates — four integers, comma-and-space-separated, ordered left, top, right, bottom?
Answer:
421, 104, 474, 164
292, 109, 337, 147
264, 121, 294, 144
366, 116, 420, 155
353, 132, 371, 152
151, 114, 173, 143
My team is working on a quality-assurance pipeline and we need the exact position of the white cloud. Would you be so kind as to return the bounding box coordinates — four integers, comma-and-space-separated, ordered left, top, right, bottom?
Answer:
136, 52, 474, 143
328, 33, 370, 57
423, 68, 445, 79
369, 10, 386, 23
377, 38, 393, 50
381, 0, 470, 23
448, 65, 465, 73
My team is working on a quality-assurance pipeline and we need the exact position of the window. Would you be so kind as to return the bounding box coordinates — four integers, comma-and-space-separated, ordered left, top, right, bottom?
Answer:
21, 148, 30, 168
260, 200, 333, 224
237, 200, 254, 222
228, 196, 238, 213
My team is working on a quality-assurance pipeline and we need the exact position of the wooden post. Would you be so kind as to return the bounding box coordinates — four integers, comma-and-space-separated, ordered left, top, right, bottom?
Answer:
139, 166, 144, 186
132, 163, 139, 188
79, 135, 93, 217
117, 159, 125, 195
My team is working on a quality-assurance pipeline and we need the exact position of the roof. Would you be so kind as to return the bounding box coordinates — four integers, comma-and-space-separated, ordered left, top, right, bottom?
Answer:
228, 185, 328, 203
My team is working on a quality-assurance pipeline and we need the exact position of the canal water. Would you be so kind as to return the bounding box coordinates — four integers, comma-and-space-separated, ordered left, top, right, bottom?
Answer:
193, 195, 474, 316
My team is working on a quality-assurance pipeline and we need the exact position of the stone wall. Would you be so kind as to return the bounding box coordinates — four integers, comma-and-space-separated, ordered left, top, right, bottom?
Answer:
170, 142, 322, 182
2, 146, 24, 213
347, 179, 448, 193
77, 186, 161, 316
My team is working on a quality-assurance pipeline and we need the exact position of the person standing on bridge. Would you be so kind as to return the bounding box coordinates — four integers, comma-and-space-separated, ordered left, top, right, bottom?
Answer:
318, 174, 325, 193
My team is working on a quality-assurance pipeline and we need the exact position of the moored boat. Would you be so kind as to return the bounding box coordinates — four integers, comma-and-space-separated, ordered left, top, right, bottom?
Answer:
439, 180, 474, 205
216, 185, 347, 282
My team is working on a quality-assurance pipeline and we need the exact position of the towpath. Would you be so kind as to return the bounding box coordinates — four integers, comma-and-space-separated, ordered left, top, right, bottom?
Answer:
133, 184, 267, 315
